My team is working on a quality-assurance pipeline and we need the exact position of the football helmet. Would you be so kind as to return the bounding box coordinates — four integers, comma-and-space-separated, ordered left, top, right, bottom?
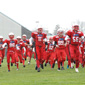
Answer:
9, 32, 14, 39
37, 28, 43, 33
17, 36, 21, 40
22, 34, 27, 40
0, 36, 3, 41
72, 23, 79, 31
49, 37, 53, 42
57, 28, 64, 35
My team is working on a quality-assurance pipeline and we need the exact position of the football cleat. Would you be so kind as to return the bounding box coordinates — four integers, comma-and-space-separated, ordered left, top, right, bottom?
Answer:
8, 70, 10, 72
52, 63, 55, 68
0, 64, 1, 67
41, 64, 44, 69
35, 65, 38, 70
67, 65, 69, 69
75, 68, 79, 73
17, 69, 19, 70
11, 63, 13, 66
1, 60, 3, 63
37, 68, 40, 72
23, 65, 26, 67
28, 62, 30, 64
61, 67, 65, 70
45, 63, 47, 67
57, 68, 60, 71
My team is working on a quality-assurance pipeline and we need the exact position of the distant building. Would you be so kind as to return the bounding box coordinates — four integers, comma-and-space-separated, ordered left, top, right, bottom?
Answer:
0, 12, 31, 39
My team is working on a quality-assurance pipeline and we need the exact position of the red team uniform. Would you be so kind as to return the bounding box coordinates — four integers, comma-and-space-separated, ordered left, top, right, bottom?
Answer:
3, 33, 17, 72
66, 38, 71, 68
31, 28, 47, 72
53, 34, 66, 70
22, 34, 30, 66
45, 37, 55, 68
15, 38, 25, 69
0, 36, 5, 66
4, 39, 17, 71
79, 41, 84, 65
66, 25, 84, 72
22, 39, 29, 60
82, 37, 85, 67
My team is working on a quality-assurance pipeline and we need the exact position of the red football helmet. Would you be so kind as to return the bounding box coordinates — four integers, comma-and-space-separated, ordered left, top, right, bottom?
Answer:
22, 34, 27, 40
9, 32, 14, 39
49, 37, 53, 42
0, 36, 3, 41
17, 36, 21, 40
37, 28, 43, 33
72, 24, 79, 31
57, 28, 64, 36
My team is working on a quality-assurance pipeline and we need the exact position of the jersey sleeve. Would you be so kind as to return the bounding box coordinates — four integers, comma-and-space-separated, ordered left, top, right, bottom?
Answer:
15, 39, 17, 44
79, 31, 84, 37
43, 33, 47, 39
53, 36, 56, 41
31, 32, 37, 38
66, 30, 71, 37
21, 42, 25, 47
27, 39, 30, 44
4, 39, 8, 43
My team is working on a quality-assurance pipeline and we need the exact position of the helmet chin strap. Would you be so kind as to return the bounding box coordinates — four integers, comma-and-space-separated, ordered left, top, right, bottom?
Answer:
73, 30, 78, 33
10, 38, 14, 40
59, 34, 63, 37
38, 32, 42, 34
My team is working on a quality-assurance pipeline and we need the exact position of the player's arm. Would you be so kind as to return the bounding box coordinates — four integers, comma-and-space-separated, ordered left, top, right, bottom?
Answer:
80, 32, 84, 41
45, 41, 48, 51
21, 43, 26, 55
64, 35, 69, 47
65, 30, 71, 37
29, 37, 34, 48
2, 39, 8, 48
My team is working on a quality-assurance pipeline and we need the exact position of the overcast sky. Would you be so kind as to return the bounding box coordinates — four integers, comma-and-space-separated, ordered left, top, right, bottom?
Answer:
0, 0, 85, 33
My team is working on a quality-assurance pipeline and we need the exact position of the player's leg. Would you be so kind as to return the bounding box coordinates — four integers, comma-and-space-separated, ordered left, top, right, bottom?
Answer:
57, 49, 61, 71
35, 46, 41, 72
75, 46, 80, 72
61, 49, 66, 70
11, 52, 15, 66
7, 52, 10, 72
16, 54, 19, 70
0, 50, 2, 67
40, 46, 45, 69
2, 49, 5, 63
69, 45, 75, 68
27, 49, 32, 64
66, 45, 71, 68
45, 52, 49, 66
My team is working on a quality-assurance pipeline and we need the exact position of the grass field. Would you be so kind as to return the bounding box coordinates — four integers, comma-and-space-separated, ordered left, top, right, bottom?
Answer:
0, 57, 85, 85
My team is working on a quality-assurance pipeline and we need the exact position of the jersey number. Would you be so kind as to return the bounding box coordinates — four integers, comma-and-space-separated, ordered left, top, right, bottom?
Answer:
49, 46, 53, 50
72, 37, 79, 42
9, 43, 15, 47
58, 41, 64, 45
38, 37, 42, 41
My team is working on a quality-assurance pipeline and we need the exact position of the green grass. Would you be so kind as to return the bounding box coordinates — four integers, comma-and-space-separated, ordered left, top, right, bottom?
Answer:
0, 57, 85, 85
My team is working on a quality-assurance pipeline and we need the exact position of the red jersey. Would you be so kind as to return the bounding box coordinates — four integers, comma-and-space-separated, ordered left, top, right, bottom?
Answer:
32, 32, 47, 46
0, 41, 5, 50
4, 39, 17, 52
66, 30, 84, 45
47, 41, 55, 52
22, 39, 29, 49
53, 35, 66, 49
16, 42, 25, 53
83, 42, 85, 49
82, 41, 85, 56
